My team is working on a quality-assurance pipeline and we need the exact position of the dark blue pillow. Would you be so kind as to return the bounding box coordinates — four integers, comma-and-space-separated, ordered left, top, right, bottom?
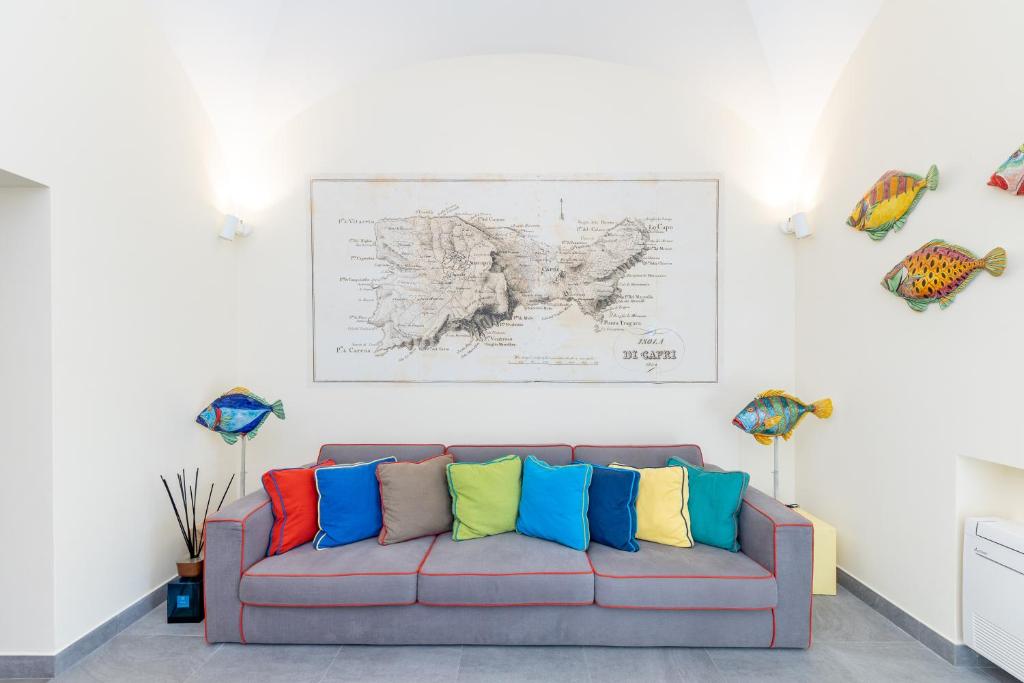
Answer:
585, 463, 640, 552
313, 457, 396, 549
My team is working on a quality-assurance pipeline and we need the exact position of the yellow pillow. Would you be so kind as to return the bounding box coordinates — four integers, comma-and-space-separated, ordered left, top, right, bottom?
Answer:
609, 463, 693, 548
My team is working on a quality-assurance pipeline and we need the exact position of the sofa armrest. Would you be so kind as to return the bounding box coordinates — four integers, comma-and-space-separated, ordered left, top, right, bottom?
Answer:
738, 485, 813, 648
204, 489, 272, 643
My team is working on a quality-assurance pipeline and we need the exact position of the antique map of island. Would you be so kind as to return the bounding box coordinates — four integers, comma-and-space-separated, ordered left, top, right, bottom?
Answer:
311, 177, 718, 383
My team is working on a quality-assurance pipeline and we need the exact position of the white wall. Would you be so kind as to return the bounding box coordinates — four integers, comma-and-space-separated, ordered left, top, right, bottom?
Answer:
0, 0, 236, 653
232, 53, 801, 498
14, 0, 1008, 655
795, 0, 1024, 642
0, 183, 54, 654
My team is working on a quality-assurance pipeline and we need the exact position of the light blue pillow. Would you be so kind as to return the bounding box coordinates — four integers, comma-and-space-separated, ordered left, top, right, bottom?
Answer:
516, 455, 593, 551
666, 457, 749, 552
313, 457, 396, 549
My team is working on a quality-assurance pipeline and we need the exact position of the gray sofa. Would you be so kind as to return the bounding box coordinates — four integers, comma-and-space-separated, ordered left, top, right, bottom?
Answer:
204, 444, 813, 648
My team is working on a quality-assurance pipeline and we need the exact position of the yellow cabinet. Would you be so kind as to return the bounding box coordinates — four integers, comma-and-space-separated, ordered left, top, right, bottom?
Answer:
793, 508, 837, 596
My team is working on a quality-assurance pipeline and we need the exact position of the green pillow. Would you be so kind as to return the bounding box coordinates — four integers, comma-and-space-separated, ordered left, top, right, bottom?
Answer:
446, 454, 523, 540
666, 457, 749, 552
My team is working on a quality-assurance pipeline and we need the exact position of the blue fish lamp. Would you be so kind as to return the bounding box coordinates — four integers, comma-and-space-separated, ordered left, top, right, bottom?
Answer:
196, 387, 285, 495
731, 389, 832, 499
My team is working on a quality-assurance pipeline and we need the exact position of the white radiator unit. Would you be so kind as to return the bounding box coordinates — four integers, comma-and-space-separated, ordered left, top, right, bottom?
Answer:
963, 517, 1024, 681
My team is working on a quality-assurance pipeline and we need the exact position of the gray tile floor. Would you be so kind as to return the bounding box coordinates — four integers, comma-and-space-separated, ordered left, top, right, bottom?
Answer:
20, 588, 1017, 682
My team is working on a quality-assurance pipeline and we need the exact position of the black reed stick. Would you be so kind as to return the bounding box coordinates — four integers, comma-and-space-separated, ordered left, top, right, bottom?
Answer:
177, 472, 187, 530
216, 474, 235, 512
197, 483, 214, 555
180, 470, 193, 551
161, 475, 193, 557
193, 470, 199, 544
176, 472, 190, 552
191, 468, 198, 552
163, 470, 236, 559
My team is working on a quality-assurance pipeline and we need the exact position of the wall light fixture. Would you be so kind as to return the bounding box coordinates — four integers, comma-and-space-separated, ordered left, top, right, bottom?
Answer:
219, 214, 251, 241
780, 212, 812, 239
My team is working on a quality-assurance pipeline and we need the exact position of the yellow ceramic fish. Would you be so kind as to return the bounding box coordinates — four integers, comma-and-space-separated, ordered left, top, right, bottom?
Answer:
848, 165, 939, 241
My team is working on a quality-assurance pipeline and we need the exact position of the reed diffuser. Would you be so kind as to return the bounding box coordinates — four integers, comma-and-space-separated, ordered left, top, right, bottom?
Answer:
160, 469, 235, 577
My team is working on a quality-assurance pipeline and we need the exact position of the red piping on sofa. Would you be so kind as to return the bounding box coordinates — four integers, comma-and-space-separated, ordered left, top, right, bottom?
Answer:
245, 569, 419, 578
416, 535, 439, 572
446, 443, 573, 449
571, 444, 706, 467
419, 533, 590, 577
445, 444, 574, 463
205, 498, 271, 644
592, 570, 774, 580
238, 538, 441, 610
245, 535, 439, 579
242, 600, 417, 608
595, 603, 775, 611
202, 521, 209, 644
587, 549, 772, 581
317, 443, 447, 460
418, 600, 594, 608
420, 570, 593, 577
740, 498, 814, 648
808, 528, 815, 647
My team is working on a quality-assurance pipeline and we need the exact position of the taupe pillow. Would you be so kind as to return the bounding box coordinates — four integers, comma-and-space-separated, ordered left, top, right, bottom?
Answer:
377, 454, 454, 544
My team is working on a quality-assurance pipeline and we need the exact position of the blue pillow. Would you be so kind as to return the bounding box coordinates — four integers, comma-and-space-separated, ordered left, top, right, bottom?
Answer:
515, 456, 593, 551
585, 464, 640, 552
666, 457, 749, 552
313, 457, 396, 549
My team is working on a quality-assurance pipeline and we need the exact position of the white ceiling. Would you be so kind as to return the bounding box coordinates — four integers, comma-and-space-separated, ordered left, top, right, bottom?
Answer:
144, 0, 880, 165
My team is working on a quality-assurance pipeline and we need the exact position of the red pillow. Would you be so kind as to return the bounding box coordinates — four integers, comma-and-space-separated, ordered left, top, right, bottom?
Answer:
262, 460, 335, 555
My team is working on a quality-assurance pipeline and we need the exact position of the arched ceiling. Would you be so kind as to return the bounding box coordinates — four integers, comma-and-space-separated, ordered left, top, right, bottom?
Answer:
145, 0, 880, 172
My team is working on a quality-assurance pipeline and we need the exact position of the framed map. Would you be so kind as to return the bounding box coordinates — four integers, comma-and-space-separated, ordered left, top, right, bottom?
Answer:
310, 176, 718, 383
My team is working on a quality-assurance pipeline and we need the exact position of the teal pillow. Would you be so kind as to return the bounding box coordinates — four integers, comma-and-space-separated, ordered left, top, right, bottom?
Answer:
666, 457, 749, 552
516, 456, 593, 551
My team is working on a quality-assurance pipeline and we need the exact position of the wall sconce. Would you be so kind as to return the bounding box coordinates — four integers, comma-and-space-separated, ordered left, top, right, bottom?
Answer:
219, 214, 251, 241
780, 212, 812, 239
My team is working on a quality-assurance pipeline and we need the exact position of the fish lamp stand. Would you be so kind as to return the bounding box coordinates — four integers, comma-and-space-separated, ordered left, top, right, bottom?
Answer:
239, 435, 247, 496
772, 436, 780, 500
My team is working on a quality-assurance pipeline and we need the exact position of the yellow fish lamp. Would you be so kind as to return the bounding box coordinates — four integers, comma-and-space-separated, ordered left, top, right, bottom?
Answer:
848, 164, 938, 241
732, 390, 832, 499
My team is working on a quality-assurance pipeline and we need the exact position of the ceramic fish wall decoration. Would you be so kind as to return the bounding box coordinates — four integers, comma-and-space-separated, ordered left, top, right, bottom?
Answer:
882, 239, 1006, 312
988, 144, 1024, 195
732, 390, 833, 445
195, 387, 285, 444
848, 164, 939, 240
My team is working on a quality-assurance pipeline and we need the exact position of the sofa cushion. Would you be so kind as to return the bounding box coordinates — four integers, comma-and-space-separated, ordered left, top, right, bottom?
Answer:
377, 454, 454, 545
313, 457, 395, 549
318, 443, 446, 465
261, 459, 335, 556
588, 540, 777, 610
447, 455, 522, 540
610, 463, 693, 548
447, 444, 573, 465
516, 456, 593, 551
574, 444, 704, 468
240, 536, 435, 607
667, 457, 749, 552
585, 464, 640, 552
418, 533, 594, 606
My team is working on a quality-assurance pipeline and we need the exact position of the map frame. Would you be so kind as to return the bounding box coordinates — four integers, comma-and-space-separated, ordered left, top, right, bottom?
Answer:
309, 175, 719, 384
